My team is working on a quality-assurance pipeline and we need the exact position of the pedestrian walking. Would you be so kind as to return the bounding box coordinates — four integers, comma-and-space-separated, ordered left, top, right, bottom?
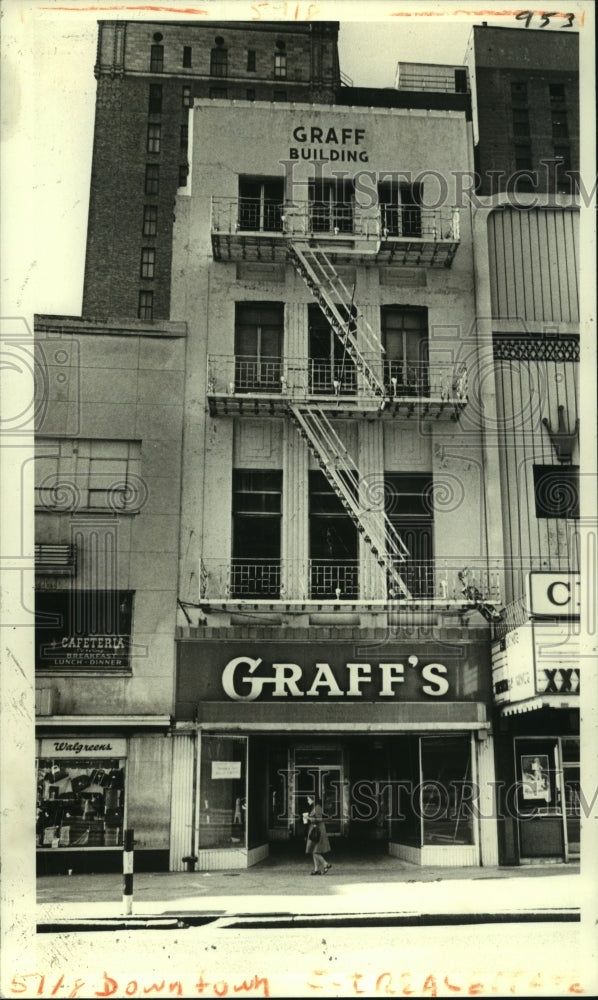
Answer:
303, 794, 332, 875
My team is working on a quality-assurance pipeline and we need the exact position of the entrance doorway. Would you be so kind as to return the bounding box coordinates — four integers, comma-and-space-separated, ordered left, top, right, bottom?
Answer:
291, 746, 346, 837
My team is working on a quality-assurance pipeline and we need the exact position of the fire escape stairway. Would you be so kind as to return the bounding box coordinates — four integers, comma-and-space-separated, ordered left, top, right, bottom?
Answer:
289, 242, 388, 404
288, 401, 412, 599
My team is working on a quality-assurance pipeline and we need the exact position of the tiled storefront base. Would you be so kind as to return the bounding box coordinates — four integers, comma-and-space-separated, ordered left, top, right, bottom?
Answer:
389, 841, 479, 867
197, 843, 269, 870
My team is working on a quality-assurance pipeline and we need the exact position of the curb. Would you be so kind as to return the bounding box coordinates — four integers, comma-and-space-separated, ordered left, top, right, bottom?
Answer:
37, 907, 580, 933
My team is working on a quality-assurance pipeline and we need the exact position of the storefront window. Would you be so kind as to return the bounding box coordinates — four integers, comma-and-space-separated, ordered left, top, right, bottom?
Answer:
36, 757, 125, 848
199, 736, 247, 849
420, 736, 474, 846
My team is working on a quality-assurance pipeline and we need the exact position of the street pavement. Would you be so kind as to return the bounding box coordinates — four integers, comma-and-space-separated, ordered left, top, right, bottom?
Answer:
36, 849, 584, 926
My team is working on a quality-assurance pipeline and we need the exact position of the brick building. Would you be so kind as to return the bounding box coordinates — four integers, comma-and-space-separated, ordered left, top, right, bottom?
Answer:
464, 24, 579, 193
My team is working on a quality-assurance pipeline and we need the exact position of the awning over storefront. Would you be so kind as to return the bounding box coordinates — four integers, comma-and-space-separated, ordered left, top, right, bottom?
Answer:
501, 697, 580, 717
36, 715, 171, 728
195, 701, 488, 730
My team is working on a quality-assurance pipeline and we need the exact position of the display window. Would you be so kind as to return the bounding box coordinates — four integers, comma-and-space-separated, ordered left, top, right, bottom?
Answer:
198, 736, 247, 849
420, 736, 475, 846
36, 757, 125, 848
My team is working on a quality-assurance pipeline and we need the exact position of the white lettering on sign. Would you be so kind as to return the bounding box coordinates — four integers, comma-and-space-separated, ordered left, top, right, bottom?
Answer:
221, 656, 450, 701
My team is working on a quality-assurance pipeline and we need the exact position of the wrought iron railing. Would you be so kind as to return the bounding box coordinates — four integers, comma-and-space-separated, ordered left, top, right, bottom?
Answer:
199, 557, 501, 605
310, 559, 359, 600
211, 198, 460, 243
207, 355, 467, 402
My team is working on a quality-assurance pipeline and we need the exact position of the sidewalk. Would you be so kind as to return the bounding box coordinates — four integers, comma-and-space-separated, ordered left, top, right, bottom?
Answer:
37, 852, 583, 927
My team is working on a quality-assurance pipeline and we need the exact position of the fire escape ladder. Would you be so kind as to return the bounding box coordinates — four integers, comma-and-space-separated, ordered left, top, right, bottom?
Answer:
288, 401, 412, 598
289, 242, 388, 403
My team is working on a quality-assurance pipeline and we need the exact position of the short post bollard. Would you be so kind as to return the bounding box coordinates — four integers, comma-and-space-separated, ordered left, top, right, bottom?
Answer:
123, 828, 134, 915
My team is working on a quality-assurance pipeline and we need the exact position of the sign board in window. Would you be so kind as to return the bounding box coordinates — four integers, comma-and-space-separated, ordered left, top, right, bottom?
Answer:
211, 761, 242, 780
35, 591, 133, 669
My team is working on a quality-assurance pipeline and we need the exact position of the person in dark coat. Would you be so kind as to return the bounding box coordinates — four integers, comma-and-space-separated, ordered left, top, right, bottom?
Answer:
304, 794, 332, 875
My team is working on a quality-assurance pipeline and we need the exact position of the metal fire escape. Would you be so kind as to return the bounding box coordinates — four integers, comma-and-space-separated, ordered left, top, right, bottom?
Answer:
287, 240, 412, 598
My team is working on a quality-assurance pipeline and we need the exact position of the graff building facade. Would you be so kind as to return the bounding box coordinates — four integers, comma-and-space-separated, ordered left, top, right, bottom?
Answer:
169, 99, 502, 870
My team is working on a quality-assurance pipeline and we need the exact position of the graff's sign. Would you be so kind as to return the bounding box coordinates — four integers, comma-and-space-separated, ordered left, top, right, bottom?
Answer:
289, 124, 369, 162
222, 654, 448, 701
176, 640, 491, 717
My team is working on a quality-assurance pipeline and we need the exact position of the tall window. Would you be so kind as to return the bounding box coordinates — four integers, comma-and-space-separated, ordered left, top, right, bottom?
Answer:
549, 83, 566, 104
309, 178, 354, 234
511, 81, 528, 103
309, 471, 358, 599
238, 175, 284, 232
232, 471, 282, 598
513, 108, 530, 136
533, 466, 579, 519
150, 44, 164, 73
140, 248, 155, 279
274, 52, 287, 78
138, 290, 154, 320
385, 473, 434, 598
182, 85, 192, 108
144, 164, 159, 195
210, 47, 228, 77
234, 302, 283, 392
147, 123, 161, 153
551, 112, 569, 138
378, 181, 422, 237
382, 306, 428, 396
308, 304, 356, 395
178, 164, 188, 187
142, 205, 158, 236
148, 84, 162, 114
182, 45, 192, 68
180, 122, 188, 151
247, 49, 256, 71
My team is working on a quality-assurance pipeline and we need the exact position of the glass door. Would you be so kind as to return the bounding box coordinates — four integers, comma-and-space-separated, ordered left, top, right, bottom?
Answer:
291, 746, 347, 836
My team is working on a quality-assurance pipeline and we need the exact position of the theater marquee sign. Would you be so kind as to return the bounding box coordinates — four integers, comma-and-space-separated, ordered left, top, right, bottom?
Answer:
176, 640, 491, 719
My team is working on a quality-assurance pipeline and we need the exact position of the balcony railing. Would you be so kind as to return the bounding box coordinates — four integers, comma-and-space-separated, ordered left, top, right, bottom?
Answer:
199, 558, 502, 607
207, 355, 468, 408
310, 560, 359, 600
211, 198, 461, 265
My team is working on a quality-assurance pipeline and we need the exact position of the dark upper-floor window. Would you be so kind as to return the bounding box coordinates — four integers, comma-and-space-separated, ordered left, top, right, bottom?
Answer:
234, 302, 283, 392
140, 247, 155, 279
513, 108, 530, 136
232, 470, 282, 598
144, 163, 159, 195
385, 472, 434, 598
148, 84, 162, 114
142, 205, 158, 236
238, 175, 284, 232
147, 123, 161, 153
180, 122, 189, 151
382, 306, 429, 396
150, 44, 164, 73
247, 49, 256, 71
549, 83, 566, 104
209, 87, 228, 99
182, 85, 192, 107
274, 52, 287, 78
210, 47, 228, 77
183, 45, 192, 68
533, 465, 579, 519
511, 81, 528, 103
138, 290, 154, 320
